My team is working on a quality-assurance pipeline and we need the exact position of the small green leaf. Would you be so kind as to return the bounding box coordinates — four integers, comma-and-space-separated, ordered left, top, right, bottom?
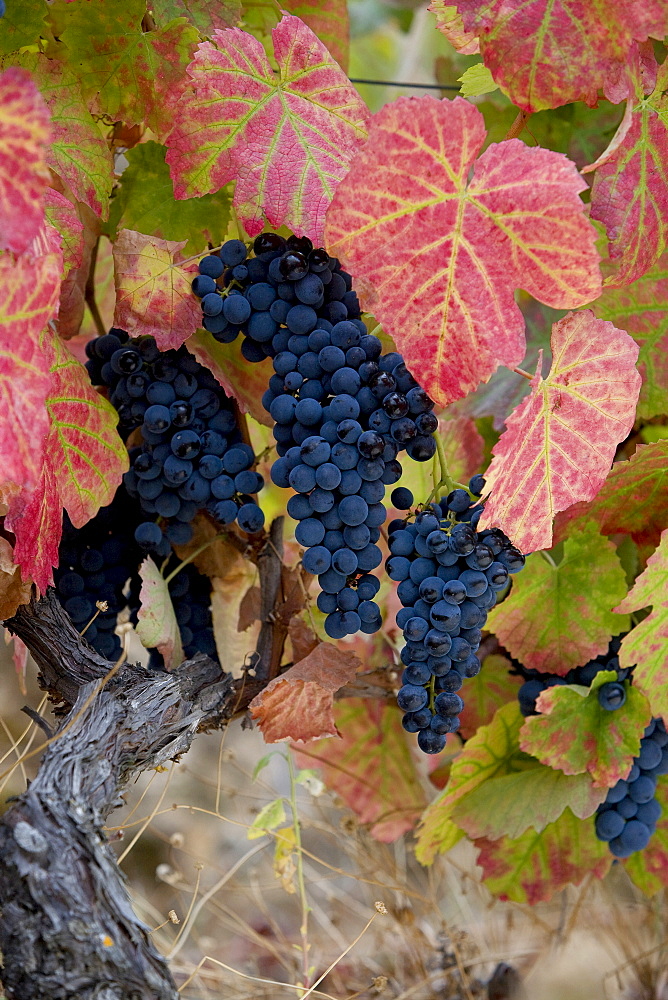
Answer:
252, 752, 280, 782
247, 798, 286, 840
458, 63, 498, 98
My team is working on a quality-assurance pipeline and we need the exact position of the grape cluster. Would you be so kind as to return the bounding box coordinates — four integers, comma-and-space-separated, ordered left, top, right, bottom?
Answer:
191, 233, 364, 362
54, 489, 143, 660
389, 481, 525, 754
146, 558, 218, 667
191, 233, 438, 639
517, 637, 631, 716
595, 718, 668, 857
85, 330, 265, 555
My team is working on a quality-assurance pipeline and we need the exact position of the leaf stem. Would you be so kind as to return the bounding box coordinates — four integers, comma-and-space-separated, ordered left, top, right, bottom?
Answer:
85, 238, 106, 338
504, 110, 532, 141
511, 366, 534, 381
287, 752, 312, 990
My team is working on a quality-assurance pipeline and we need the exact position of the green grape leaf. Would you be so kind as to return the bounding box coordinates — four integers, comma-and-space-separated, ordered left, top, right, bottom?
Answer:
458, 63, 498, 97
106, 141, 233, 255
486, 522, 631, 676
458, 654, 523, 740
475, 809, 612, 904
56, 0, 199, 131
615, 529, 668, 721
592, 252, 668, 419
520, 671, 652, 788
0, 0, 48, 55
151, 0, 241, 33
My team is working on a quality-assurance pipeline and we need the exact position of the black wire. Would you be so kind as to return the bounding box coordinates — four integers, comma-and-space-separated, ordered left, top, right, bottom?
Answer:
349, 78, 459, 91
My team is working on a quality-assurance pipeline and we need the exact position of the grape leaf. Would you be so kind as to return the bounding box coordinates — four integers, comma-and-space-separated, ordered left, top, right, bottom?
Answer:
591, 253, 668, 418
554, 441, 668, 550
415, 702, 522, 864
281, 0, 350, 71
458, 63, 497, 98
428, 2, 479, 54
624, 779, 668, 894
249, 641, 360, 743
42, 333, 128, 527
520, 671, 652, 788
0, 253, 59, 499
615, 529, 668, 722
136, 557, 185, 670
150, 0, 241, 33
112, 229, 202, 349
0, 537, 32, 620
12, 53, 114, 219
166, 14, 369, 243
486, 522, 631, 676
106, 141, 233, 255
480, 311, 641, 552
56, 204, 101, 340
44, 189, 84, 278
8, 331, 128, 592
452, 1, 668, 113
474, 809, 612, 904
293, 699, 428, 842
587, 58, 668, 287
0, 0, 48, 56
186, 330, 273, 427
0, 66, 51, 254
458, 654, 522, 740
57, 1, 200, 132
325, 97, 601, 408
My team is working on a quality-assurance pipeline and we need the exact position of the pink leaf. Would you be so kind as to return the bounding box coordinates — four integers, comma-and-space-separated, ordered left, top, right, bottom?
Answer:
453, 1, 668, 112
325, 96, 601, 407
249, 641, 360, 743
166, 14, 369, 243
480, 311, 641, 552
0, 66, 52, 254
112, 229, 202, 349
44, 189, 84, 277
588, 58, 668, 286
186, 330, 273, 427
428, 2, 479, 54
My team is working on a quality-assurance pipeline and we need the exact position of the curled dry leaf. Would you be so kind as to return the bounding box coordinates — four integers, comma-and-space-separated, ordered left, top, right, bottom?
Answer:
0, 537, 32, 620
250, 641, 361, 743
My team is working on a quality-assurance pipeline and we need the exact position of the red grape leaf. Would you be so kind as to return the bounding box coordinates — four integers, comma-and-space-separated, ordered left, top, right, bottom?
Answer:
0, 253, 60, 499
458, 654, 522, 740
136, 557, 185, 670
474, 809, 612, 904
325, 97, 601, 408
554, 441, 668, 550
44, 189, 84, 277
453, 1, 668, 112
415, 702, 522, 864
249, 641, 360, 743
150, 0, 241, 33
586, 59, 668, 287
0, 537, 32, 620
0, 66, 51, 254
56, 203, 101, 340
591, 253, 668, 419
480, 311, 641, 552
624, 779, 668, 894
282, 0, 350, 70
11, 53, 114, 219
6, 332, 128, 592
185, 330, 273, 427
615, 529, 668, 723
166, 14, 369, 243
57, 0, 200, 132
486, 522, 631, 676
41, 333, 128, 527
520, 671, 652, 788
293, 699, 427, 842
113, 229, 201, 349
428, 2, 479, 54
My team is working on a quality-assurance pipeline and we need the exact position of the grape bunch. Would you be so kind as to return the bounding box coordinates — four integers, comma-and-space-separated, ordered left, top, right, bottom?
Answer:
517, 636, 631, 716
388, 481, 525, 754
144, 558, 218, 668
191, 233, 438, 639
191, 233, 364, 362
85, 329, 265, 555
595, 717, 668, 857
54, 488, 144, 660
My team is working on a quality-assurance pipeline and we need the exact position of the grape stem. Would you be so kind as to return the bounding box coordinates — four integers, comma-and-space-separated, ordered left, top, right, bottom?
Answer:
424, 433, 476, 507
428, 673, 436, 713
163, 531, 230, 585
